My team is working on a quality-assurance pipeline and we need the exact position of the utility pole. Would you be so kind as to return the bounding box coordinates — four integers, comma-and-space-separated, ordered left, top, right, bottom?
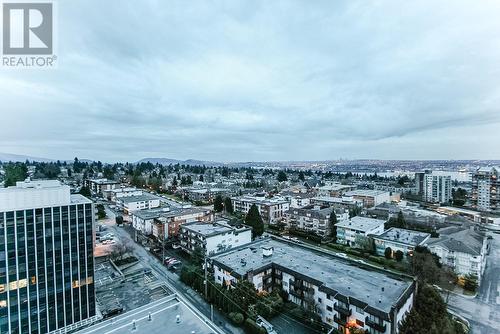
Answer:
204, 256, 208, 300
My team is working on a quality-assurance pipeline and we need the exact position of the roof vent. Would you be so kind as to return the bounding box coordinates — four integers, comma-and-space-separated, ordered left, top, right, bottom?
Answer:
176, 315, 181, 323
262, 246, 273, 257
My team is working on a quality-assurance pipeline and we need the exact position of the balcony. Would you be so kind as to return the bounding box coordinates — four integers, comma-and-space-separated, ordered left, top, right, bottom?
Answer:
289, 289, 304, 298
365, 317, 386, 332
333, 315, 347, 326
334, 303, 352, 316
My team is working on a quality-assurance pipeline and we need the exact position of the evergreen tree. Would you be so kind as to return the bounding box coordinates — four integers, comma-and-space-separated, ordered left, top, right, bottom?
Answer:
79, 186, 92, 198
214, 195, 224, 212
329, 212, 338, 242
399, 285, 459, 334
245, 204, 264, 237
277, 171, 288, 182
224, 197, 234, 214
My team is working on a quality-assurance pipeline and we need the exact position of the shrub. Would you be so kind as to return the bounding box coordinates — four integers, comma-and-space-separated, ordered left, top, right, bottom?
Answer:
229, 312, 245, 325
384, 247, 393, 259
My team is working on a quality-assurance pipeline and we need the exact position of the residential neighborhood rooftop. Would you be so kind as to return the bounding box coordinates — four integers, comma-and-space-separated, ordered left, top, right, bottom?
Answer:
335, 216, 386, 232
119, 193, 159, 203
374, 227, 430, 246
182, 220, 250, 237
211, 237, 413, 313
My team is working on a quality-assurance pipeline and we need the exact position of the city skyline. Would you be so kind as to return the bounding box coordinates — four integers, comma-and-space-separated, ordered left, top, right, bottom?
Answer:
2, 1, 500, 161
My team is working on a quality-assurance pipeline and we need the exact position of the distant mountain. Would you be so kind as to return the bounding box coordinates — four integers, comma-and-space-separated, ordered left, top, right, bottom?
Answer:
136, 157, 224, 167
0, 152, 54, 162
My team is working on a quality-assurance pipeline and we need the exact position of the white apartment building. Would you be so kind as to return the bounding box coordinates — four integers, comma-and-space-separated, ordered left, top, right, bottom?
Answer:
106, 187, 143, 202
373, 228, 430, 258
84, 178, 119, 195
335, 216, 386, 247
280, 191, 314, 209
211, 238, 416, 334
131, 207, 170, 235
344, 190, 391, 208
231, 195, 290, 225
423, 174, 451, 204
471, 166, 499, 212
179, 220, 252, 256
426, 227, 487, 282
116, 194, 161, 214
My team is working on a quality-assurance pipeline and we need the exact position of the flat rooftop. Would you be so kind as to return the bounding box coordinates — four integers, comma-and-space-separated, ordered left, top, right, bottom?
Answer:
182, 220, 249, 237
345, 190, 388, 197
161, 207, 210, 219
0, 180, 90, 211
119, 194, 158, 203
78, 296, 223, 334
335, 216, 386, 232
232, 195, 289, 205
132, 208, 169, 220
374, 227, 430, 246
211, 238, 412, 313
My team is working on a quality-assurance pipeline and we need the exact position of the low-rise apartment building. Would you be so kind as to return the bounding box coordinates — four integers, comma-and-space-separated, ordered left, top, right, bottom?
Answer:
184, 187, 231, 203
84, 178, 120, 195
335, 216, 386, 247
280, 191, 315, 209
426, 227, 487, 283
131, 207, 170, 235
344, 190, 391, 208
285, 205, 348, 237
310, 196, 363, 211
316, 183, 355, 197
211, 237, 416, 334
231, 195, 290, 225
116, 193, 161, 214
106, 187, 143, 202
152, 207, 213, 241
373, 228, 430, 258
180, 220, 252, 256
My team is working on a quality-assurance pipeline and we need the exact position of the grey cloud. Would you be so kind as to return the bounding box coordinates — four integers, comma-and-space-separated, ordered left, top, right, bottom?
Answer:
1, 0, 500, 161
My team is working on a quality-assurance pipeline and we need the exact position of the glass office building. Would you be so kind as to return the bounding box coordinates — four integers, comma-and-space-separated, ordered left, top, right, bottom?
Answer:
0, 180, 97, 334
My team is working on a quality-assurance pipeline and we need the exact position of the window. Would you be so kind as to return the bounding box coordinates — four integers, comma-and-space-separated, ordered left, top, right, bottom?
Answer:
318, 297, 322, 303
356, 306, 364, 314
326, 305, 333, 312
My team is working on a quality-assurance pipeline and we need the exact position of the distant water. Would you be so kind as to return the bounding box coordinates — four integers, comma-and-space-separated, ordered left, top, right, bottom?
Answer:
342, 170, 471, 182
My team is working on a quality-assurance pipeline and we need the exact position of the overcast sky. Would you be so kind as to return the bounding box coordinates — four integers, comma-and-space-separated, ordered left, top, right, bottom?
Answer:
1, 0, 500, 162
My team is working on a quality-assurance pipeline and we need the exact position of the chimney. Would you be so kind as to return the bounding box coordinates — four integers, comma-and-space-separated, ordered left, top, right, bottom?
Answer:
262, 246, 273, 257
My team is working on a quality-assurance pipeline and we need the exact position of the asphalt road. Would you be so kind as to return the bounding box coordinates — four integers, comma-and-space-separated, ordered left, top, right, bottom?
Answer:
445, 232, 500, 334
101, 206, 244, 334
